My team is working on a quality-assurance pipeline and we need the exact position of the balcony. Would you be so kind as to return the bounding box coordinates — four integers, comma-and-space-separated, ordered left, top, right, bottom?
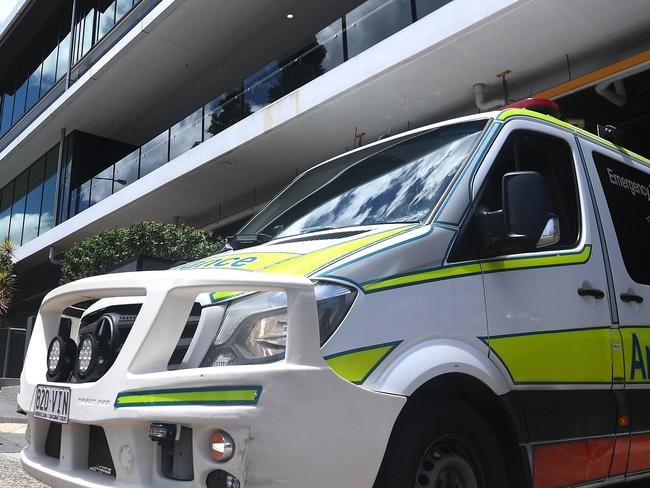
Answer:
62, 0, 451, 221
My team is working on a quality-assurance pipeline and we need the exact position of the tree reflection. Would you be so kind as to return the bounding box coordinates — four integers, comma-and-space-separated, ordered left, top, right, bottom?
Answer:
268, 39, 327, 102
207, 91, 252, 136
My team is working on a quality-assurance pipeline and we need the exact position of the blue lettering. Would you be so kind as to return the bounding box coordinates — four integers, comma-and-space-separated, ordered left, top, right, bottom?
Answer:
210, 256, 258, 268
631, 333, 647, 380
231, 257, 257, 267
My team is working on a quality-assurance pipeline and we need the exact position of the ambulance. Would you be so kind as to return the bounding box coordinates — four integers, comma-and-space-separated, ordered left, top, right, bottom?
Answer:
18, 100, 650, 488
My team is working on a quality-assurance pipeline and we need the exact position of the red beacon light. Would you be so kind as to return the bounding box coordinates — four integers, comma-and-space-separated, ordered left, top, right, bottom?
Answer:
502, 98, 561, 118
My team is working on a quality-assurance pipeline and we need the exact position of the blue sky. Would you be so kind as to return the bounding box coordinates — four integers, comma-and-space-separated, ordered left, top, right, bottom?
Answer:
0, 0, 19, 30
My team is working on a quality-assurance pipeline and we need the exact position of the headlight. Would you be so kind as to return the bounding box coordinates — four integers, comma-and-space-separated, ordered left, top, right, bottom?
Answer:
46, 336, 77, 382
201, 282, 356, 367
74, 334, 110, 381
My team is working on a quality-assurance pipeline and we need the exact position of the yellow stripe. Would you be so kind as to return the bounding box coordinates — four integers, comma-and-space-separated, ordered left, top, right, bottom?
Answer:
325, 343, 398, 384
490, 328, 612, 383
534, 49, 650, 99
210, 225, 415, 302
363, 246, 590, 293
481, 246, 591, 272
364, 263, 482, 292
498, 109, 650, 166
115, 388, 260, 407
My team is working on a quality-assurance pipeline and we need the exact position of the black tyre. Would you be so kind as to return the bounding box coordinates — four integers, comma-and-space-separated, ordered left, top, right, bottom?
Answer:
373, 398, 508, 488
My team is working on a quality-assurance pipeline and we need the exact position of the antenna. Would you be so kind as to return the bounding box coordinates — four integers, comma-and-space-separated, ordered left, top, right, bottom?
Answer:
379, 95, 407, 140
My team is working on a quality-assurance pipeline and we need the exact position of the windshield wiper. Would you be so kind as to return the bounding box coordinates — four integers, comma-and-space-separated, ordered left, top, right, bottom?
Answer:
227, 233, 273, 250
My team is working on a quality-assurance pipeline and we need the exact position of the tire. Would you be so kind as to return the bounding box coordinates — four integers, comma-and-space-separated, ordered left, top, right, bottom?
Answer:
373, 397, 508, 488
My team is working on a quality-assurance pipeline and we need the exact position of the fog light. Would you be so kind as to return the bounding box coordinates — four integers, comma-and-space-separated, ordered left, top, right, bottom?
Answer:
46, 336, 77, 382
210, 431, 235, 462
206, 469, 240, 488
149, 423, 176, 443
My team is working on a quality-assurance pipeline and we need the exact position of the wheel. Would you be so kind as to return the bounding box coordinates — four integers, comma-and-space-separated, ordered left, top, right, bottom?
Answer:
373, 398, 508, 488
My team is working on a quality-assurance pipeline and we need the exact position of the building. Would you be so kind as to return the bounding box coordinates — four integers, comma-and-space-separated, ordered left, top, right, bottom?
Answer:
0, 0, 649, 373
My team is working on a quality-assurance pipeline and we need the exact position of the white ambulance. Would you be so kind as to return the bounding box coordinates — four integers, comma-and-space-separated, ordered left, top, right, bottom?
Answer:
19, 101, 650, 488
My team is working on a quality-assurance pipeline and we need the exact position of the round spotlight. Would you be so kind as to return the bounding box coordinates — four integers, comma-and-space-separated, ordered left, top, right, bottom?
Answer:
209, 431, 235, 463
78, 335, 94, 375
46, 336, 77, 382
74, 334, 109, 381
286, 13, 294, 19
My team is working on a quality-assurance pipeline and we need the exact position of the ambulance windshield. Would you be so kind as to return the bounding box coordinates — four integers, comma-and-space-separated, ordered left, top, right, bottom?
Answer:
240, 120, 487, 240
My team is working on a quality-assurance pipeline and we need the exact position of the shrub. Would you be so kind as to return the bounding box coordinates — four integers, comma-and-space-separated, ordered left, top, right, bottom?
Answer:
60, 221, 223, 284
0, 239, 16, 315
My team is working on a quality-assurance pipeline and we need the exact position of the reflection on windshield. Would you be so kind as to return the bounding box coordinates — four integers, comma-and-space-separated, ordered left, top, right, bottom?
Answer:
241, 120, 487, 238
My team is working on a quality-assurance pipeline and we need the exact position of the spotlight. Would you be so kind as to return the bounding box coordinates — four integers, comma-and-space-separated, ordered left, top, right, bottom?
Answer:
74, 334, 109, 381
46, 336, 77, 382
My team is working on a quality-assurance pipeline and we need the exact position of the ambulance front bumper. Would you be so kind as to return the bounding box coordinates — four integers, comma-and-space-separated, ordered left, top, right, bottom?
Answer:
18, 269, 405, 488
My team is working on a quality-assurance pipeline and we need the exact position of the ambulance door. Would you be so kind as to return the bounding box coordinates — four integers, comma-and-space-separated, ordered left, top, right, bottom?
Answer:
580, 140, 650, 478
474, 122, 616, 486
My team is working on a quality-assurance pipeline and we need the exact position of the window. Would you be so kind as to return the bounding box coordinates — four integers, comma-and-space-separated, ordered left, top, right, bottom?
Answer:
25, 38, 44, 112
449, 131, 580, 261
39, 148, 59, 236
0, 182, 14, 240
22, 157, 46, 244
9, 171, 28, 244
593, 152, 650, 285
1, 80, 15, 135
97, 0, 117, 40
12, 61, 29, 124
40, 26, 60, 97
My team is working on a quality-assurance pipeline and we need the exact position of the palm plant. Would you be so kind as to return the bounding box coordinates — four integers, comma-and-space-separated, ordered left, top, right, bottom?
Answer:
0, 239, 16, 315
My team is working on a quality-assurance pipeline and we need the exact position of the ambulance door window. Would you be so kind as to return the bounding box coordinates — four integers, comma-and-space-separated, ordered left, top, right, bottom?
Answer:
584, 148, 650, 477
478, 128, 616, 486
481, 131, 580, 255
593, 152, 650, 285
448, 130, 579, 261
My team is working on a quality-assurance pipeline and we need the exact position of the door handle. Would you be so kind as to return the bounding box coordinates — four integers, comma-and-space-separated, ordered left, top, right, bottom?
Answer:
620, 293, 644, 304
578, 288, 605, 299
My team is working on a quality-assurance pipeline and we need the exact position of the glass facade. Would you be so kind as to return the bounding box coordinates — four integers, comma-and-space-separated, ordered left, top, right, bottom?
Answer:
0, 0, 141, 140
2, 0, 455, 246
0, 145, 59, 246
73, 0, 141, 64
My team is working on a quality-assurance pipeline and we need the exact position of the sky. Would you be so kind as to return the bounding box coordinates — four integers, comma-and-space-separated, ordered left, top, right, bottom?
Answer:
0, 0, 19, 31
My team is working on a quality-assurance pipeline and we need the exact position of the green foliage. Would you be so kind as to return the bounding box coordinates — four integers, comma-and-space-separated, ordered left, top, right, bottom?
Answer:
60, 221, 223, 284
0, 239, 16, 315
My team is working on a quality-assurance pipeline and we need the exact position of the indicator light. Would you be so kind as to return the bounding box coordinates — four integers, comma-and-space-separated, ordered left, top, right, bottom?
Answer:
210, 431, 235, 462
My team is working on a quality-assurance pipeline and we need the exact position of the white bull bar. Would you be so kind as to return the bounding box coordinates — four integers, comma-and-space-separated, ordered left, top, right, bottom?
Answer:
19, 269, 406, 488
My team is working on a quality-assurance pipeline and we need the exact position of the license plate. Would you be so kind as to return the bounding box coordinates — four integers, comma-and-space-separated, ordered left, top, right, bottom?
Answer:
34, 385, 71, 424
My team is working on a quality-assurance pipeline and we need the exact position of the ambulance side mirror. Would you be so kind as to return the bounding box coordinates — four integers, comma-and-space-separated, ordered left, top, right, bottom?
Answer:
502, 171, 559, 250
